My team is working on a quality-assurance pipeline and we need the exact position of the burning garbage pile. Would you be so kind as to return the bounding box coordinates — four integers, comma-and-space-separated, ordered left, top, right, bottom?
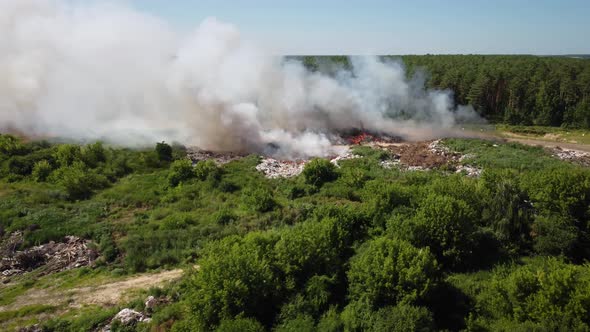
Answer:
1, 233, 98, 279
342, 130, 403, 146
185, 131, 482, 179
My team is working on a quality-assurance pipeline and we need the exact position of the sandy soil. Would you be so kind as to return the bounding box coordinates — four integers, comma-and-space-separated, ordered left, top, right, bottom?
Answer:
0, 269, 183, 312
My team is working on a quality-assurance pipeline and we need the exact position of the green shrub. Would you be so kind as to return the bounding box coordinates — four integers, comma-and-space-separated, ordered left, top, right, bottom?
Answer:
53, 162, 109, 200
347, 237, 439, 307
216, 317, 265, 332
168, 159, 195, 187
532, 215, 578, 257
275, 315, 316, 332
53, 144, 81, 167
242, 187, 276, 212
369, 304, 434, 332
302, 158, 338, 187
186, 233, 283, 329
0, 134, 29, 157
194, 160, 221, 181
81, 142, 106, 167
407, 194, 476, 268
32, 160, 53, 182
469, 258, 590, 330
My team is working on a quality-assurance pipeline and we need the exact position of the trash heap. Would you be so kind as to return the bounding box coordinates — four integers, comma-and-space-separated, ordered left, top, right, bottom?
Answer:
553, 147, 590, 167
187, 148, 245, 165
99, 295, 170, 331
256, 158, 307, 179
1, 235, 98, 279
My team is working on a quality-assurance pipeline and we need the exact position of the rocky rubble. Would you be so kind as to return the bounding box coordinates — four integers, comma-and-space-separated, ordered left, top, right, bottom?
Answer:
1, 235, 98, 279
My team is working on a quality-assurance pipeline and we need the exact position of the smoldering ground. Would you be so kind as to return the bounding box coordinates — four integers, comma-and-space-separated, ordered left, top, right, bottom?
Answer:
0, 0, 482, 158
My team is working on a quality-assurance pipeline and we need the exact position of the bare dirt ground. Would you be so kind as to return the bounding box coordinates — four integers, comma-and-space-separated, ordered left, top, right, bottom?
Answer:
0, 269, 183, 312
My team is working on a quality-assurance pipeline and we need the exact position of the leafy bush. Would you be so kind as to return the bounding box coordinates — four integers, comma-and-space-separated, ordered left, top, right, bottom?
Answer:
302, 158, 338, 187
532, 215, 578, 257
216, 318, 265, 332
242, 187, 276, 212
80, 142, 106, 167
53, 144, 81, 167
32, 160, 53, 182
467, 258, 590, 330
168, 159, 195, 187
347, 237, 439, 307
369, 304, 434, 332
186, 233, 283, 329
405, 194, 477, 269
52, 162, 109, 200
194, 160, 221, 181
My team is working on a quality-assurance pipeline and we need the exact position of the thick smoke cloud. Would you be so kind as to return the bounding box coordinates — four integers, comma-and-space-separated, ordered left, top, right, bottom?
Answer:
0, 0, 480, 158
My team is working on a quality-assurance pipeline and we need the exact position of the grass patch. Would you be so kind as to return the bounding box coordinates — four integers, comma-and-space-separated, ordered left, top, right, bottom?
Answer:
0, 304, 57, 323
443, 138, 571, 170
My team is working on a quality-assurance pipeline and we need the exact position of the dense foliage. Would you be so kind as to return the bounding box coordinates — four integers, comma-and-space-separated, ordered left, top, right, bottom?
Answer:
301, 55, 590, 128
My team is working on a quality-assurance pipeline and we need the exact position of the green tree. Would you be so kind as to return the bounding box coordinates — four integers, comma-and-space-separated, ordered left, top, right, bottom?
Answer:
408, 194, 476, 268
186, 233, 283, 329
168, 159, 195, 187
302, 158, 338, 187
194, 160, 221, 181
53, 144, 81, 167
156, 141, 173, 162
53, 161, 109, 200
347, 237, 439, 307
32, 160, 53, 182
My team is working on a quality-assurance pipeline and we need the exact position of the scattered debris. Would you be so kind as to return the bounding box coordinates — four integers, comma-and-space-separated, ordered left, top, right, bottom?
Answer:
384, 140, 462, 169
17, 325, 42, 332
145, 295, 158, 311
256, 158, 307, 179
455, 165, 483, 177
187, 148, 245, 165
1, 235, 98, 279
553, 147, 590, 167
329, 150, 360, 167
100, 308, 151, 332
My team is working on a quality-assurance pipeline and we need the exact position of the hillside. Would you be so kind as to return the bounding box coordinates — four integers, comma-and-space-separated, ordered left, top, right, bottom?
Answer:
2, 131, 590, 331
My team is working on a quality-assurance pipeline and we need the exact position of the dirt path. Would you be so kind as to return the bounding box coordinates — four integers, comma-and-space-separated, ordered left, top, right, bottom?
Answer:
0, 269, 183, 312
463, 130, 590, 153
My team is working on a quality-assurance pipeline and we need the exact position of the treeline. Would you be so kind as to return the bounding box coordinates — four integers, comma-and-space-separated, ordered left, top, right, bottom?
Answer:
300, 55, 590, 128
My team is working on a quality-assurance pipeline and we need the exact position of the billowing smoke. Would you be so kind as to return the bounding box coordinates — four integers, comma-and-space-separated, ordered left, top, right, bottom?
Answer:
0, 0, 481, 158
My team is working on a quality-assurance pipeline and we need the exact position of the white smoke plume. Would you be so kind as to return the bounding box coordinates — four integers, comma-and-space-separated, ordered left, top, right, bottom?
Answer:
0, 0, 481, 158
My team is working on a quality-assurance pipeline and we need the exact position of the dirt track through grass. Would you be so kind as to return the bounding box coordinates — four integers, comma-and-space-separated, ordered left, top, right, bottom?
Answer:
0, 269, 183, 312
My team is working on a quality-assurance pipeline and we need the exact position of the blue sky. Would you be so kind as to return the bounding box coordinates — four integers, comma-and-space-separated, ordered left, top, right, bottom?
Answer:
127, 0, 589, 55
